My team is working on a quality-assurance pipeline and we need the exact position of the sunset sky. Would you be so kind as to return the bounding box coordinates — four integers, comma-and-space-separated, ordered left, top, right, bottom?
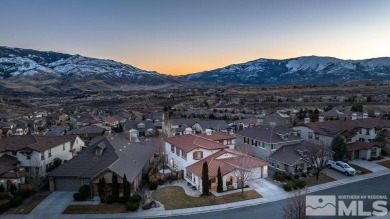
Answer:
1, 0, 390, 75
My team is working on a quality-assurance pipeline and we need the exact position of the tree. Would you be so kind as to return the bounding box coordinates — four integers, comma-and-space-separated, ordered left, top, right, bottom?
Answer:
53, 158, 62, 168
202, 161, 209, 195
28, 158, 45, 194
306, 145, 332, 180
98, 178, 104, 198
0, 184, 4, 193
283, 189, 307, 219
375, 129, 388, 155
232, 147, 254, 197
123, 174, 130, 200
112, 173, 119, 201
217, 166, 223, 193
331, 135, 348, 161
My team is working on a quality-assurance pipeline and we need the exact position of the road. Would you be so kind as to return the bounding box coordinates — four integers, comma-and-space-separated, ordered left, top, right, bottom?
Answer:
178, 174, 390, 219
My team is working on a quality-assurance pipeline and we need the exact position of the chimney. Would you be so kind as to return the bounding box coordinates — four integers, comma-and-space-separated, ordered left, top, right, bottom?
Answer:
205, 129, 212, 135
363, 112, 368, 119
318, 116, 324, 122
304, 118, 310, 124
351, 113, 357, 121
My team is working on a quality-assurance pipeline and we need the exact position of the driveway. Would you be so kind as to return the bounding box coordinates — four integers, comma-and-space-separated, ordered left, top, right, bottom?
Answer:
322, 168, 350, 180
248, 178, 288, 202
29, 191, 74, 217
349, 159, 388, 172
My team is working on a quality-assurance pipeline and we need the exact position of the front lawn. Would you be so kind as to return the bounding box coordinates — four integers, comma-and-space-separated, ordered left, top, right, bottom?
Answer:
152, 186, 261, 210
377, 160, 390, 168
14, 194, 49, 214
348, 164, 372, 174
301, 174, 335, 187
63, 203, 126, 214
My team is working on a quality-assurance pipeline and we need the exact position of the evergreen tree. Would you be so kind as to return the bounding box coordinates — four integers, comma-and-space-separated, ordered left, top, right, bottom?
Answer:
123, 174, 130, 199
112, 173, 119, 201
202, 161, 209, 195
331, 135, 348, 161
217, 166, 223, 193
0, 184, 5, 193
98, 178, 104, 197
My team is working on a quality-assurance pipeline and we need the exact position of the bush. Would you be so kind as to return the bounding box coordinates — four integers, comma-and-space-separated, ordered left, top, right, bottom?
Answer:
273, 171, 291, 182
293, 174, 299, 180
78, 185, 90, 198
283, 183, 292, 191
15, 189, 33, 199
73, 193, 86, 201
295, 180, 307, 189
128, 194, 142, 203
0, 199, 10, 214
126, 201, 140, 211
0, 184, 5, 193
106, 195, 115, 204
100, 197, 106, 203
301, 172, 307, 178
9, 196, 23, 208
118, 196, 128, 204
149, 182, 158, 190
0, 192, 11, 200
158, 179, 164, 185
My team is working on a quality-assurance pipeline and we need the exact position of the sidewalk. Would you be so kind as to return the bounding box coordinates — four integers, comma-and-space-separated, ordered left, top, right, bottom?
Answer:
3, 169, 390, 219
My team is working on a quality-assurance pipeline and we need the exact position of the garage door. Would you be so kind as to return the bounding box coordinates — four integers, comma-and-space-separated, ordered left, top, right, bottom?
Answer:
55, 177, 81, 191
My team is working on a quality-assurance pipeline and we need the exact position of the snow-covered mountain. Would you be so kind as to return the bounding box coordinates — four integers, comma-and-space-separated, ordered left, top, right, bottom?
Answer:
0, 46, 184, 94
183, 56, 390, 85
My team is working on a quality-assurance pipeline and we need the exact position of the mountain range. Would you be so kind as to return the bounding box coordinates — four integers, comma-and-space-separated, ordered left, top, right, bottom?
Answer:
1, 46, 390, 95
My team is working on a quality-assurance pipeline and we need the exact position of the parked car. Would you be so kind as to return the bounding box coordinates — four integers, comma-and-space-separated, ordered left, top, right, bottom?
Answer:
327, 160, 356, 176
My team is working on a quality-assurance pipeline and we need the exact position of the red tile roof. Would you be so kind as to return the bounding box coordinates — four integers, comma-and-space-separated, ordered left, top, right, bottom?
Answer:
187, 148, 267, 179
0, 135, 77, 153
347, 142, 379, 151
196, 131, 235, 141
165, 134, 228, 153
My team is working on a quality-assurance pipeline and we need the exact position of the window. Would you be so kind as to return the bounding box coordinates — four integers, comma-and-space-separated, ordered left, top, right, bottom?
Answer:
182, 151, 187, 160
308, 132, 313, 139
48, 149, 52, 157
366, 130, 370, 135
271, 162, 274, 167
186, 170, 192, 180
271, 144, 276, 150
252, 139, 256, 146
244, 137, 249, 144
171, 145, 174, 153
176, 148, 181, 156
262, 142, 265, 148
41, 153, 45, 160
276, 164, 279, 168
63, 144, 65, 151
26, 153, 31, 160
359, 138, 364, 142
315, 133, 319, 140
193, 151, 203, 160
360, 129, 362, 134
371, 148, 377, 157
297, 130, 301, 137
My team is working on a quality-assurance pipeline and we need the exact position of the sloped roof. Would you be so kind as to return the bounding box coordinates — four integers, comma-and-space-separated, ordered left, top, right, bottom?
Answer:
187, 148, 267, 178
347, 142, 379, 151
237, 125, 300, 143
195, 120, 230, 130
48, 134, 157, 182
0, 154, 20, 176
0, 135, 77, 153
165, 134, 228, 153
196, 131, 235, 141
74, 125, 106, 135
123, 120, 154, 132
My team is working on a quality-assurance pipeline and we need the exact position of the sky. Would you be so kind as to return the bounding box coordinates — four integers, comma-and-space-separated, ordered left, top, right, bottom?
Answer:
1, 0, 390, 75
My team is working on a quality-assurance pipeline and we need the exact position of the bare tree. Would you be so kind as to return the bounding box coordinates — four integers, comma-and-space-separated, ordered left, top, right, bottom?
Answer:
232, 146, 254, 197
28, 157, 46, 194
305, 144, 333, 180
283, 189, 307, 219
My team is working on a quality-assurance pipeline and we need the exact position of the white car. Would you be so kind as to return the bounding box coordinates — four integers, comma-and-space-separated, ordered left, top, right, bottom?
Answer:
327, 160, 356, 176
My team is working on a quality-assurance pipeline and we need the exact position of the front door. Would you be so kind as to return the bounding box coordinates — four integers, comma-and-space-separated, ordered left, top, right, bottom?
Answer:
354, 150, 360, 159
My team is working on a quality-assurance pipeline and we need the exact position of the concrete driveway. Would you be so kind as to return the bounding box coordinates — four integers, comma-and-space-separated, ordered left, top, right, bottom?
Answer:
349, 159, 388, 172
248, 178, 288, 202
322, 168, 351, 180
29, 191, 74, 217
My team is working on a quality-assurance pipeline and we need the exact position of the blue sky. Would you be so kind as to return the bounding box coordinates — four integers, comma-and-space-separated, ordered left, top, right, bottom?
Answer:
1, 0, 390, 75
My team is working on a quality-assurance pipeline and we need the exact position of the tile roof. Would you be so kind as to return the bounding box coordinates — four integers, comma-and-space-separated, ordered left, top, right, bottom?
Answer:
195, 120, 230, 130
0, 135, 78, 153
187, 148, 267, 178
48, 134, 157, 182
346, 142, 379, 151
165, 134, 228, 153
123, 120, 154, 132
0, 154, 20, 176
74, 125, 106, 135
236, 125, 300, 143
196, 131, 235, 141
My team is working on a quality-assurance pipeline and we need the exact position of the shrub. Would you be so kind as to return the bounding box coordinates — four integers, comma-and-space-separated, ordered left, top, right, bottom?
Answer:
295, 180, 307, 189
273, 171, 290, 182
9, 184, 17, 195
0, 184, 5, 193
158, 179, 164, 185
126, 201, 140, 211
100, 197, 106, 203
301, 173, 307, 178
293, 174, 299, 180
0, 199, 10, 214
283, 183, 292, 191
78, 185, 90, 198
105, 195, 115, 204
128, 194, 142, 203
0, 192, 11, 200
117, 196, 128, 204
15, 189, 33, 199
149, 182, 158, 190
73, 193, 86, 201
9, 196, 23, 208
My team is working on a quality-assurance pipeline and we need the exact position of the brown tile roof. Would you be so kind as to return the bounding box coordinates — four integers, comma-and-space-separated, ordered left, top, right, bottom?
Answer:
347, 142, 379, 151
196, 131, 235, 141
187, 148, 267, 178
165, 134, 228, 153
304, 118, 390, 137
0, 154, 20, 176
0, 135, 77, 153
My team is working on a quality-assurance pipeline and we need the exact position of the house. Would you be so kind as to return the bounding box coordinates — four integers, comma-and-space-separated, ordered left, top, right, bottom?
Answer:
261, 112, 292, 127
123, 120, 155, 137
236, 125, 300, 161
101, 116, 119, 128
0, 154, 25, 192
268, 141, 333, 174
346, 142, 381, 160
192, 120, 230, 133
45, 125, 69, 137
196, 131, 236, 149
47, 133, 157, 193
186, 149, 267, 192
164, 134, 267, 192
319, 108, 348, 120
234, 118, 262, 130
73, 124, 110, 141
292, 118, 390, 159
0, 135, 85, 175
